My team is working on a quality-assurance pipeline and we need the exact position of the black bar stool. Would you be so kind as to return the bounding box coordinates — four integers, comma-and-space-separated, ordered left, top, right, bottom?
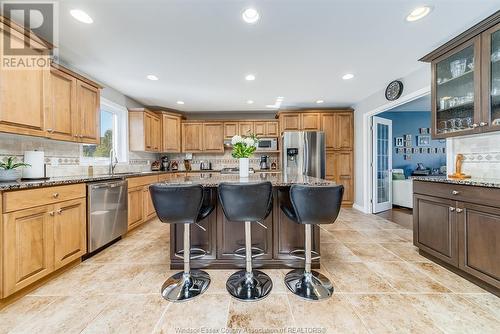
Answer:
280, 184, 344, 301
218, 181, 273, 301
149, 184, 214, 302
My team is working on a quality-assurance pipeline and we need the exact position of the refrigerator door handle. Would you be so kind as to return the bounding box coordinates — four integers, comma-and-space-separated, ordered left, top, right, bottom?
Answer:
303, 132, 309, 176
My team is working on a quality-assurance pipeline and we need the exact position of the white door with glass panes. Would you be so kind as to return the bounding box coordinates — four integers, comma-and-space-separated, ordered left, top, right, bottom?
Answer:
372, 116, 393, 213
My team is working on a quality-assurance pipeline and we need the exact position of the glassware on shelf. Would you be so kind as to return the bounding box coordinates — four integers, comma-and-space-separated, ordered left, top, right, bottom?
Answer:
450, 59, 467, 78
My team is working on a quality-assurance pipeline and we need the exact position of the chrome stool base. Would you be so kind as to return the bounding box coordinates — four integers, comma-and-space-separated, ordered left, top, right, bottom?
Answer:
161, 270, 211, 302
284, 269, 333, 301
226, 270, 273, 301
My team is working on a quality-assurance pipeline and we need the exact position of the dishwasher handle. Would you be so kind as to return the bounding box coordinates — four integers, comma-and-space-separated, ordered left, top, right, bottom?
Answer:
89, 180, 127, 190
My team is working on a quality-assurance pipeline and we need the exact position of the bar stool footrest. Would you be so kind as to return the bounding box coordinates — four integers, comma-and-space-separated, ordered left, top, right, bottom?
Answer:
289, 249, 320, 260
233, 246, 265, 259
174, 247, 207, 260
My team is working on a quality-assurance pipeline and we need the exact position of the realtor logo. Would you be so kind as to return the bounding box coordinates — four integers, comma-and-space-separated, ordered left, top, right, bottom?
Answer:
1, 1, 58, 69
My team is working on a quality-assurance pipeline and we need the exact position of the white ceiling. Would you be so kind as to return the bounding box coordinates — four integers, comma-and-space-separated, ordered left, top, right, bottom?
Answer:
54, 0, 500, 112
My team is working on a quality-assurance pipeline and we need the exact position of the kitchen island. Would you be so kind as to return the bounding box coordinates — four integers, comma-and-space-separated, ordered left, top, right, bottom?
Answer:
158, 173, 336, 269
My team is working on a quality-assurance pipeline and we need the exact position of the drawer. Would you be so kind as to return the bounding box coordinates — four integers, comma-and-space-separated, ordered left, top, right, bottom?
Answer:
3, 183, 86, 213
127, 175, 159, 188
413, 181, 500, 208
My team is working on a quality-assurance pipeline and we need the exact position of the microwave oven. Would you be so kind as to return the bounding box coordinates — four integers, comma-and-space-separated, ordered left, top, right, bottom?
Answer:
256, 138, 278, 152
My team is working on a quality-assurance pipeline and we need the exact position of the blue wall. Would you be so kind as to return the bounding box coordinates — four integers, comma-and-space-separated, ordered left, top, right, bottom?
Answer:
377, 111, 446, 177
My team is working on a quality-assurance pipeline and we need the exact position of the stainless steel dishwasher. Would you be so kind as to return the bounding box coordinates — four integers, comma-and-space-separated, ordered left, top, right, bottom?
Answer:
87, 179, 128, 253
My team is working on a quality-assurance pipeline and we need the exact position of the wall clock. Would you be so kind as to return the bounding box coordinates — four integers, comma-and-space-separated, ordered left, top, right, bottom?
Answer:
385, 80, 404, 101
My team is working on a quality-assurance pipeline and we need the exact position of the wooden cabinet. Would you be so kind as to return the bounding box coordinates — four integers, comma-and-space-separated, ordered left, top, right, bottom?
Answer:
414, 194, 458, 266
223, 122, 239, 139
202, 123, 224, 152
127, 175, 159, 231
321, 114, 336, 149
301, 113, 321, 130
53, 198, 86, 270
458, 202, 500, 288
335, 113, 353, 150
421, 13, 500, 138
0, 24, 49, 138
161, 114, 182, 152
47, 67, 76, 141
2, 206, 54, 296
280, 113, 301, 132
182, 122, 204, 152
325, 150, 354, 205
325, 151, 336, 180
254, 121, 266, 136
76, 81, 100, 144
127, 186, 144, 229
413, 180, 500, 291
129, 109, 162, 152
1, 184, 87, 297
239, 121, 254, 135
266, 121, 279, 136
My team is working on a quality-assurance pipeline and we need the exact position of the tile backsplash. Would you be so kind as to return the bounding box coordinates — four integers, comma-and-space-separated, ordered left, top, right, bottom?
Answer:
167, 151, 280, 171
446, 132, 500, 178
0, 133, 156, 177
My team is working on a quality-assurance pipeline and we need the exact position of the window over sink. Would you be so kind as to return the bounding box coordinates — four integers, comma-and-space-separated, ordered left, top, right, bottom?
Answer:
81, 98, 128, 164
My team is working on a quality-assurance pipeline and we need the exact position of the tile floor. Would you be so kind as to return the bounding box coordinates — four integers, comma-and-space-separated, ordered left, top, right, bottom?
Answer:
0, 208, 499, 334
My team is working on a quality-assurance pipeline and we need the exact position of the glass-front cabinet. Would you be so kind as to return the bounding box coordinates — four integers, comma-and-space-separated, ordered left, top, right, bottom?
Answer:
425, 13, 500, 139
433, 39, 480, 138
482, 22, 500, 132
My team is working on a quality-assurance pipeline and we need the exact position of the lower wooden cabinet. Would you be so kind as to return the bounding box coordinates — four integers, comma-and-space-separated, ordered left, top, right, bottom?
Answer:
325, 150, 354, 205
143, 186, 157, 221
458, 202, 500, 288
53, 199, 86, 270
413, 194, 458, 266
414, 180, 500, 291
127, 186, 144, 229
127, 175, 159, 231
1, 195, 87, 297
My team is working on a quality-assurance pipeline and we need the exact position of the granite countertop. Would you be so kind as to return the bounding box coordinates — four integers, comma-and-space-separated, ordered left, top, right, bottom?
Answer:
0, 170, 284, 191
157, 172, 335, 187
411, 176, 500, 189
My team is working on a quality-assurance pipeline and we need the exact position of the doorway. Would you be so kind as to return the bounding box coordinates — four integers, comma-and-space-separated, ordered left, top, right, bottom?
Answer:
372, 116, 392, 213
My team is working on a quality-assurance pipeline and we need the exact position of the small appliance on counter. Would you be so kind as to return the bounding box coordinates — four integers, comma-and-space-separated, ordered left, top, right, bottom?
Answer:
271, 161, 277, 170
22, 150, 49, 180
170, 161, 179, 171
160, 156, 170, 171
259, 155, 270, 170
200, 160, 212, 170
151, 160, 161, 171
183, 159, 192, 171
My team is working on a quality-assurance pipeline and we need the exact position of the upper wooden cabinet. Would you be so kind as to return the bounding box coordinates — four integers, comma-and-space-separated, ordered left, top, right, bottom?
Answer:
47, 68, 76, 141
129, 109, 162, 152
182, 122, 204, 152
420, 12, 500, 138
76, 80, 100, 144
239, 121, 254, 135
266, 121, 279, 136
202, 122, 224, 152
301, 113, 321, 130
280, 113, 301, 132
333, 113, 353, 150
279, 112, 322, 132
223, 122, 239, 139
161, 113, 182, 152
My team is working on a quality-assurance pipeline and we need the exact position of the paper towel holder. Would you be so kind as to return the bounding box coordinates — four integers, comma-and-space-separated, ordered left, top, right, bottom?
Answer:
21, 150, 50, 181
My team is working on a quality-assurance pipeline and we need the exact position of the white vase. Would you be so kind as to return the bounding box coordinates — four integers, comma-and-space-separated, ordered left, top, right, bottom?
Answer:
239, 158, 249, 178
0, 169, 21, 182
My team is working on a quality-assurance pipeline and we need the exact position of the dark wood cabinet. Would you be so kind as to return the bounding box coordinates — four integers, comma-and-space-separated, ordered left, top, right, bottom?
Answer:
421, 11, 500, 139
458, 202, 500, 288
414, 180, 500, 292
413, 194, 458, 266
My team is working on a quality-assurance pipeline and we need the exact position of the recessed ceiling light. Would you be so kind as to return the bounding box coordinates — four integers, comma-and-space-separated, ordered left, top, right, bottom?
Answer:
247, 100, 254, 104
70, 9, 93, 24
342, 73, 354, 80
176, 101, 185, 105
242, 8, 260, 24
146, 74, 159, 81
245, 74, 256, 81
316, 100, 324, 104
406, 6, 432, 22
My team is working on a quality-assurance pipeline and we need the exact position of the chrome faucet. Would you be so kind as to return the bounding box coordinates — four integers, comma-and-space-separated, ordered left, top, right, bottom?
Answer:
109, 148, 118, 175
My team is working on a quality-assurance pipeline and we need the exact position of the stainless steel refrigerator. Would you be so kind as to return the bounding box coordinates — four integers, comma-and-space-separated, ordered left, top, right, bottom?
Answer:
281, 131, 325, 178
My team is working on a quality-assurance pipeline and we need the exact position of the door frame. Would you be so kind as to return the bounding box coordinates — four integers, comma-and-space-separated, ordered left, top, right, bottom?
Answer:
372, 116, 393, 213
358, 87, 430, 214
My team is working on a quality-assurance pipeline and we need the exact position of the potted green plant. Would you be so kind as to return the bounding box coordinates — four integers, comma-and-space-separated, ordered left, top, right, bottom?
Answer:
0, 157, 31, 182
231, 134, 258, 177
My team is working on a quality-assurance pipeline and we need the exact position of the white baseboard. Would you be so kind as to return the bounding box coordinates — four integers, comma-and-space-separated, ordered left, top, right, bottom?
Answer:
352, 203, 369, 213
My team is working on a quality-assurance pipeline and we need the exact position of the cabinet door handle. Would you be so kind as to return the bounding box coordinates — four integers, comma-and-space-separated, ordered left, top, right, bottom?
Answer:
472, 123, 479, 128
46, 128, 53, 133
449, 207, 455, 212
479, 122, 488, 127
451, 190, 460, 195
56, 208, 63, 214
53, 192, 59, 198
49, 211, 55, 216
456, 208, 464, 213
